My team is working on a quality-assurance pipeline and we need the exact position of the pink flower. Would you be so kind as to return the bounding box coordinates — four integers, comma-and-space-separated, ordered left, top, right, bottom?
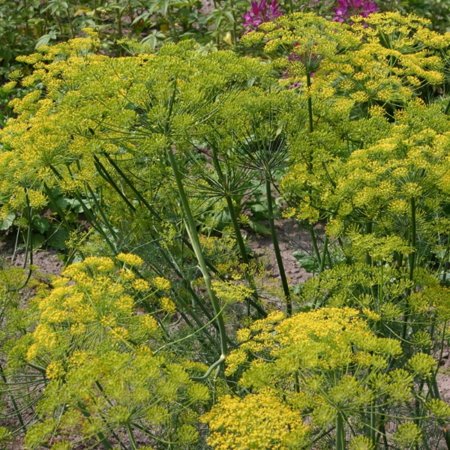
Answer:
333, 0, 377, 23
244, 0, 283, 33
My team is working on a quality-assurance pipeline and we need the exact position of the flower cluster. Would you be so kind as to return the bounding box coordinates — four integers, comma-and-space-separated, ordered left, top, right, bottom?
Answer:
4, 256, 210, 449
204, 306, 450, 448
333, 0, 377, 23
244, 0, 283, 33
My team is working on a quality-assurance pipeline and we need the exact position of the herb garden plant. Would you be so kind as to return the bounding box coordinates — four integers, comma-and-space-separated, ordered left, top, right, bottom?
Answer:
2, 4, 450, 450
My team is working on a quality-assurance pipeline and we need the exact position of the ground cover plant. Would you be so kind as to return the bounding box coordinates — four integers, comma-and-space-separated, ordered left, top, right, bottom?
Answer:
3, 4, 450, 450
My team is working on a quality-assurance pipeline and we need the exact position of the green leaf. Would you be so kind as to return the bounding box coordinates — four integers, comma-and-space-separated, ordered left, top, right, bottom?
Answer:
33, 216, 50, 234
293, 250, 319, 272
248, 220, 270, 235
46, 227, 69, 250
32, 233, 46, 250
0, 212, 15, 230
55, 196, 70, 209
249, 202, 269, 221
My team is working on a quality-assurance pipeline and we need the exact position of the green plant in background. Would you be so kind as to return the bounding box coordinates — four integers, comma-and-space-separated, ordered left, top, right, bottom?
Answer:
0, 0, 288, 127
386, 0, 450, 31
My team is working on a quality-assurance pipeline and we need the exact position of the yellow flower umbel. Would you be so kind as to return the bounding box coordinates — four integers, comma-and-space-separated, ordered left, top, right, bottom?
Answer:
203, 391, 309, 449
4, 256, 211, 449
204, 308, 410, 448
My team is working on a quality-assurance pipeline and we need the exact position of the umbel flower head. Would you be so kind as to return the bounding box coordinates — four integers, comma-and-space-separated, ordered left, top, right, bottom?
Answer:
333, 0, 377, 23
290, 45, 324, 74
244, 0, 283, 33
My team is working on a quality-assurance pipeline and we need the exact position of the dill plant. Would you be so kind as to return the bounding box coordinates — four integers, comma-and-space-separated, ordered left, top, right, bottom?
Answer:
202, 11, 450, 450
3, 255, 211, 449
0, 32, 278, 448
2, 11, 450, 450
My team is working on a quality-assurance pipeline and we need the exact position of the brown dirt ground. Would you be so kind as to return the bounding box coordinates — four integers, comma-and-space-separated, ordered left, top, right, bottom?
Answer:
0, 234, 63, 277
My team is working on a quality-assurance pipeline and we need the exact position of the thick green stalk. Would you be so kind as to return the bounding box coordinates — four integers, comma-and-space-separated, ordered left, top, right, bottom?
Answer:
370, 402, 376, 445
192, 355, 226, 381
409, 198, 417, 282
309, 224, 322, 270
166, 147, 227, 357
99, 153, 268, 317
305, 71, 324, 275
229, 0, 237, 46
226, 194, 249, 261
421, 323, 450, 450
403, 197, 416, 340
336, 413, 345, 450
102, 152, 221, 275
366, 221, 373, 266
306, 72, 314, 134
127, 424, 138, 450
266, 176, 292, 316
319, 234, 328, 273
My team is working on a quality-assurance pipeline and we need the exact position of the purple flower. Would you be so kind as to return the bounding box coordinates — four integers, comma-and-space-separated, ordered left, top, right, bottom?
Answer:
244, 0, 283, 33
288, 81, 303, 89
333, 0, 377, 23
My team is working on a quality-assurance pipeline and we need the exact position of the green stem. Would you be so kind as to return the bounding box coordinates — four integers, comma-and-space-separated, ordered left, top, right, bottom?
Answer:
305, 72, 325, 275
370, 401, 376, 445
94, 157, 136, 214
102, 152, 218, 273
266, 175, 291, 316
167, 7, 179, 43
126, 424, 138, 450
101, 151, 266, 317
336, 413, 345, 450
319, 234, 328, 273
116, 0, 122, 40
409, 198, 417, 282
309, 224, 321, 270
378, 415, 389, 450
366, 221, 373, 266
229, 0, 237, 46
166, 146, 227, 357
403, 198, 416, 340
306, 72, 314, 134
191, 354, 225, 381
210, 148, 249, 264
